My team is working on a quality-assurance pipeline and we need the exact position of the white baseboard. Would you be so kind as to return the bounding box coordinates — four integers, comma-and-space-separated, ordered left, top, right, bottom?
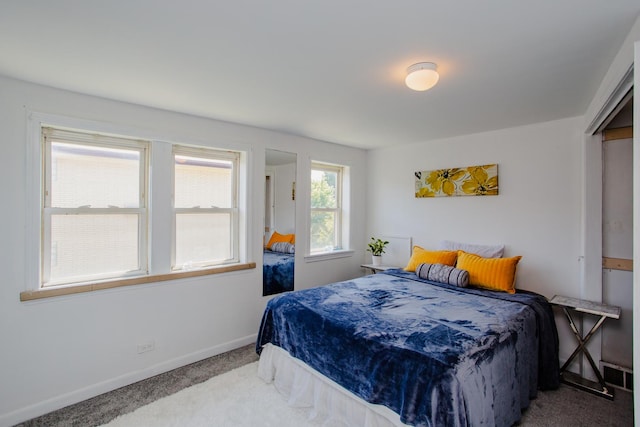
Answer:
0, 334, 257, 427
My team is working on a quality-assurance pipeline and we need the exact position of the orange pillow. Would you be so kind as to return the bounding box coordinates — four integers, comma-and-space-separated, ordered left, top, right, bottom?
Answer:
404, 246, 458, 272
266, 231, 294, 249
456, 251, 522, 294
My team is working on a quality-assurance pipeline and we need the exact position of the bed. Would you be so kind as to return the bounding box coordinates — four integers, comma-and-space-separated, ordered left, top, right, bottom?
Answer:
262, 249, 295, 296
256, 268, 559, 426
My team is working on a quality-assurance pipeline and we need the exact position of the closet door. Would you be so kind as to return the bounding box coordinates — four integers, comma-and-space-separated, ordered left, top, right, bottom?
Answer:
601, 124, 633, 371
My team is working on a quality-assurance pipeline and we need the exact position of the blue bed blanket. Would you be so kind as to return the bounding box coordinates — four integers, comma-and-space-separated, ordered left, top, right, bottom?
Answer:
256, 269, 559, 427
262, 250, 294, 296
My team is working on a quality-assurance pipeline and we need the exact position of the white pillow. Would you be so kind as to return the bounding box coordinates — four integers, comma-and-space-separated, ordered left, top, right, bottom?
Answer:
438, 240, 504, 258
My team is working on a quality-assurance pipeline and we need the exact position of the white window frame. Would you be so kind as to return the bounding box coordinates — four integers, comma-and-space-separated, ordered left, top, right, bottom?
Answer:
172, 145, 240, 270
41, 127, 149, 287
309, 161, 344, 255
23, 112, 253, 301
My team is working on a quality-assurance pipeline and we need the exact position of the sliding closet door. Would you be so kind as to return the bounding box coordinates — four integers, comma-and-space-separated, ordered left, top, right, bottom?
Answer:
601, 123, 633, 372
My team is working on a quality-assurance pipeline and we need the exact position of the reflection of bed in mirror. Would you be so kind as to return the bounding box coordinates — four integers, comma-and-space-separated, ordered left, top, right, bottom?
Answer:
263, 244, 295, 296
264, 149, 296, 296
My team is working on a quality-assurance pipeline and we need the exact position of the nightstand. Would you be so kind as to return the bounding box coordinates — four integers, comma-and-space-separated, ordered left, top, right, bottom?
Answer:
360, 264, 398, 274
549, 295, 621, 399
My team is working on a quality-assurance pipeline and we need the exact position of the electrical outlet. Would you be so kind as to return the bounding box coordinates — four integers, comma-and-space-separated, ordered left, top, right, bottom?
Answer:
137, 340, 155, 354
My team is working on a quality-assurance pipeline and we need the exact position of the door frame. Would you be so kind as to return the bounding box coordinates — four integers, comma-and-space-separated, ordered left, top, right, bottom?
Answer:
581, 65, 634, 380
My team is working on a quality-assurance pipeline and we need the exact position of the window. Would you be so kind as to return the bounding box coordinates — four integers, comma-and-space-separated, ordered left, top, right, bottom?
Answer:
33, 122, 249, 295
310, 162, 344, 254
42, 127, 148, 287
173, 146, 239, 269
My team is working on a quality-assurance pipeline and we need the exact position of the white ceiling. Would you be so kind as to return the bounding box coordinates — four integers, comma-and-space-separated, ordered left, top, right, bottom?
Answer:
1, 1, 638, 149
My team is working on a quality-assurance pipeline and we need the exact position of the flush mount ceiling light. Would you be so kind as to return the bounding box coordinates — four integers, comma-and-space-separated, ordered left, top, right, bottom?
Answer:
405, 62, 439, 91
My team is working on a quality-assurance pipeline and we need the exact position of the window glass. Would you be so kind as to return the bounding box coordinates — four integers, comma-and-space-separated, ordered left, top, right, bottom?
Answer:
310, 163, 343, 254
175, 213, 231, 267
51, 142, 141, 208
42, 128, 147, 287
49, 214, 139, 283
173, 148, 239, 270
310, 169, 338, 209
310, 211, 337, 252
174, 155, 233, 208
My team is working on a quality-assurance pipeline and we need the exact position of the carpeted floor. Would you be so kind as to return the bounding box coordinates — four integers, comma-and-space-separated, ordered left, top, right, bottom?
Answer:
15, 344, 634, 426
15, 345, 259, 427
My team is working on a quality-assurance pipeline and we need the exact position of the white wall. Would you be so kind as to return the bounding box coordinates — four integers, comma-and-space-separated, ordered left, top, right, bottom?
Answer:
367, 117, 584, 361
0, 75, 367, 426
271, 162, 296, 236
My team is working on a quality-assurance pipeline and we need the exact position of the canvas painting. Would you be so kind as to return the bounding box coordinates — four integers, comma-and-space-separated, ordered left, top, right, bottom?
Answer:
415, 164, 499, 197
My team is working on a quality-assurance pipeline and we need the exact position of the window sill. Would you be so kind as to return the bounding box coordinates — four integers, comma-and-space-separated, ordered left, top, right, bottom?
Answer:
20, 262, 256, 302
304, 250, 354, 263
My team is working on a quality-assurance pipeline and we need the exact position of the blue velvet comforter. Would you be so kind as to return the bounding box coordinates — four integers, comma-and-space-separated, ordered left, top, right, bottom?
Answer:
262, 250, 295, 296
257, 269, 559, 427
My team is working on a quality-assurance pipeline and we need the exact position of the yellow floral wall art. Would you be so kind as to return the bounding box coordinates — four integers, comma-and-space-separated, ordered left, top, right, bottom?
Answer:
415, 164, 499, 198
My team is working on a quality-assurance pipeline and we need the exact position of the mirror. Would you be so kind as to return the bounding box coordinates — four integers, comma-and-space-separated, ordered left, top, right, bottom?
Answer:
263, 149, 296, 296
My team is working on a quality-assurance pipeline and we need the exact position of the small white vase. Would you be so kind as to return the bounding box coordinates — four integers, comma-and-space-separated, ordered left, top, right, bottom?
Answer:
372, 255, 382, 266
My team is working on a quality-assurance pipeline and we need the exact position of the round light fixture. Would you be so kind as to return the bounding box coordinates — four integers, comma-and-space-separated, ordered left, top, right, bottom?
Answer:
405, 62, 439, 91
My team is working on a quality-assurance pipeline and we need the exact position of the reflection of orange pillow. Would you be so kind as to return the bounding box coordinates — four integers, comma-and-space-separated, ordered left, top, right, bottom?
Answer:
291, 235, 295, 244
456, 251, 522, 294
266, 231, 294, 249
404, 246, 457, 272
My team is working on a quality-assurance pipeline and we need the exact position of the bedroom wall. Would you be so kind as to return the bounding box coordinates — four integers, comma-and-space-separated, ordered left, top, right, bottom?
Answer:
366, 117, 584, 363
0, 75, 367, 426
270, 162, 296, 236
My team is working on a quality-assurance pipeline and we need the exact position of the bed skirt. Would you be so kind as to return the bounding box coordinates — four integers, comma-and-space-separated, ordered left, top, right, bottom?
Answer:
258, 343, 407, 427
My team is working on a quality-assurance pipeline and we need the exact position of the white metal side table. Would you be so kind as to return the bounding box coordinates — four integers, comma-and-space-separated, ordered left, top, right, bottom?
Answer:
549, 295, 621, 399
360, 264, 398, 274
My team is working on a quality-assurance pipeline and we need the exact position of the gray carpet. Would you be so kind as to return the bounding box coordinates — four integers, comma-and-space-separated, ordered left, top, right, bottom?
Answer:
15, 344, 633, 426
15, 345, 259, 427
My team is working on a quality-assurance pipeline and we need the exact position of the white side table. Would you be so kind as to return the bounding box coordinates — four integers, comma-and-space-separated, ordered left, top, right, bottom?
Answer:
360, 264, 398, 274
549, 295, 621, 399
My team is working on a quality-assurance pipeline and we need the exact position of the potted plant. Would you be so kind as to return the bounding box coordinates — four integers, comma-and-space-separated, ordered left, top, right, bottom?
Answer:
367, 237, 389, 266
